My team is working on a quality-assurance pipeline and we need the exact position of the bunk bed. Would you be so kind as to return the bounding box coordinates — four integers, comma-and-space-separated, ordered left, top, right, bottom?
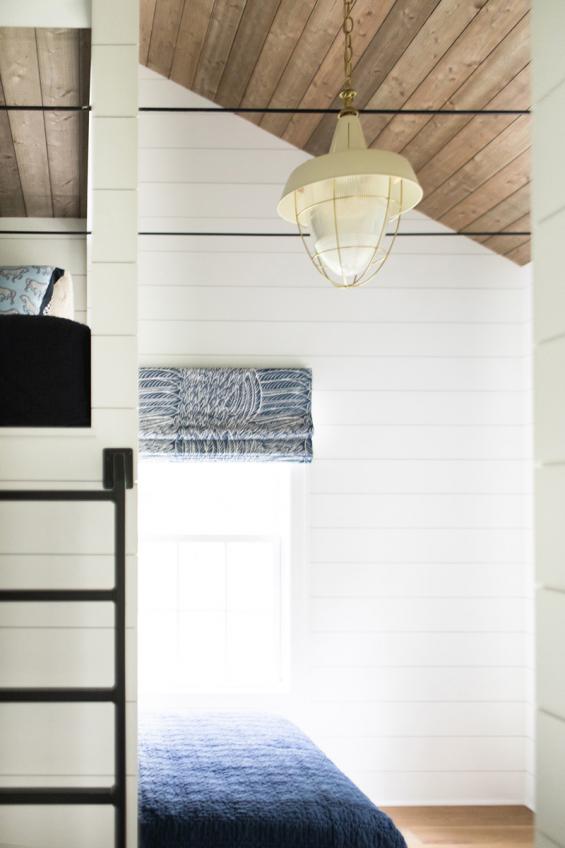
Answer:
0, 266, 90, 427
139, 711, 407, 848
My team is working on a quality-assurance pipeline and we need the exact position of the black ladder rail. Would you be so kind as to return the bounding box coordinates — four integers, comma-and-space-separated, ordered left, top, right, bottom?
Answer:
0, 448, 133, 848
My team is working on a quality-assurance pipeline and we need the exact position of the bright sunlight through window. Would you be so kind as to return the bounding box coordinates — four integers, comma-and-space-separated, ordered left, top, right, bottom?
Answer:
138, 462, 292, 695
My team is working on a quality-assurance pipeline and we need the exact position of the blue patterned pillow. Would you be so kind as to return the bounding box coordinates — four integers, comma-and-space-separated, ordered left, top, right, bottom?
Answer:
0, 266, 64, 316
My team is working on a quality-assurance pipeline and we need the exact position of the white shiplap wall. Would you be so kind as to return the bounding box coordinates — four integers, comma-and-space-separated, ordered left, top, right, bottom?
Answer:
533, 2, 565, 845
138, 66, 532, 805
0, 2, 138, 846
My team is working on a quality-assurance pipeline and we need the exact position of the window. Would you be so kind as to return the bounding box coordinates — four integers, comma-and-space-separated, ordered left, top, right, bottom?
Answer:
138, 462, 293, 695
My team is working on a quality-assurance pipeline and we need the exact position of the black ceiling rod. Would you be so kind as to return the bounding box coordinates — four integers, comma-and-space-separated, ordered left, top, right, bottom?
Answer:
0, 105, 90, 111
0, 230, 530, 237
139, 106, 530, 116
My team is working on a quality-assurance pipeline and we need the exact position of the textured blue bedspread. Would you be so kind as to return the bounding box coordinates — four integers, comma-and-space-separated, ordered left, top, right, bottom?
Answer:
139, 712, 406, 848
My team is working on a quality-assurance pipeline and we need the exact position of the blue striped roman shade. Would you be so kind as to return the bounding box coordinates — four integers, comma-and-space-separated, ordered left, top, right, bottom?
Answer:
139, 368, 313, 462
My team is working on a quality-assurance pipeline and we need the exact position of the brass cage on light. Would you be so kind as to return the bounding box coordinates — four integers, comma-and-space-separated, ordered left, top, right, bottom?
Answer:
277, 2, 423, 288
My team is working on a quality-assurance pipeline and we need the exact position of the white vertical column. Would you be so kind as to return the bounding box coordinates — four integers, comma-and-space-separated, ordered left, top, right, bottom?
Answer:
90, 1, 138, 846
533, 2, 565, 846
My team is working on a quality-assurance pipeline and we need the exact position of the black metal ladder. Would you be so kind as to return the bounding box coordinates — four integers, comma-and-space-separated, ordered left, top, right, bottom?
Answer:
0, 448, 134, 848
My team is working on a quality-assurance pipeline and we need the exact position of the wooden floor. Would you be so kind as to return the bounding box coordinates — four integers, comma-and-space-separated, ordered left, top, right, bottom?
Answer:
382, 806, 534, 848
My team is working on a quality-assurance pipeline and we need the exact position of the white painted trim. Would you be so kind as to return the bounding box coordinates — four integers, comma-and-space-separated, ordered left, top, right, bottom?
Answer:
0, 0, 91, 27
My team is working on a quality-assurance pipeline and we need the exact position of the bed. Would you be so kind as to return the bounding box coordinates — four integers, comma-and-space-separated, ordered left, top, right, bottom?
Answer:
0, 267, 90, 427
139, 712, 406, 848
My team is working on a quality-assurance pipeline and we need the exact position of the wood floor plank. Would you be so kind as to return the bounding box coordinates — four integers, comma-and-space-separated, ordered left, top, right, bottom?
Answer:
216, 0, 281, 107
370, 0, 529, 154
193, 0, 248, 102
170, 0, 216, 91
280, 0, 396, 149
383, 806, 534, 848
304, 0, 442, 157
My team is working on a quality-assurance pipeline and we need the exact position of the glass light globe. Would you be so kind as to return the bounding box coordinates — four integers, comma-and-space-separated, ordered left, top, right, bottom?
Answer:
278, 113, 422, 288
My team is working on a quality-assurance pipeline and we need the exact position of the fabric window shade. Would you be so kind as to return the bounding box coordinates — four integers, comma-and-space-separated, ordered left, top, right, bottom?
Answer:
139, 368, 313, 462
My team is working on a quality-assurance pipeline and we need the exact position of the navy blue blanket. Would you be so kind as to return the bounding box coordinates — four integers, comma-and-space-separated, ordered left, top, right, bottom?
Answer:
139, 712, 406, 848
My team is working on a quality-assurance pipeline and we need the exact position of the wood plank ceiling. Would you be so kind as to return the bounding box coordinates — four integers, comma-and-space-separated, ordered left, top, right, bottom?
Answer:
0, 28, 90, 218
140, 0, 531, 265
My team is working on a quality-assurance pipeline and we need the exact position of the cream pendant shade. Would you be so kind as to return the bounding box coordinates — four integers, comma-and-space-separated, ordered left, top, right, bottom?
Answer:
278, 113, 423, 287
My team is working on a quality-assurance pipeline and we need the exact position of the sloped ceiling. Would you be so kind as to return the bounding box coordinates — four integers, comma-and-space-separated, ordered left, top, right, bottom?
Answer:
140, 0, 531, 265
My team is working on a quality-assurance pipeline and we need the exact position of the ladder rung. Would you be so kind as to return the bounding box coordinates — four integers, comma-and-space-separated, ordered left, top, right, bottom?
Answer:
0, 688, 116, 703
0, 589, 115, 602
0, 786, 117, 805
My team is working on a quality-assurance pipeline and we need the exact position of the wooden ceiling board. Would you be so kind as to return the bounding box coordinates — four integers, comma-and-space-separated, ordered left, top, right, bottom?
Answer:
353, 0, 489, 153
369, 0, 529, 154
215, 0, 281, 106
415, 66, 530, 194
140, 0, 157, 66
259, 0, 347, 138
0, 78, 26, 216
36, 28, 82, 217
170, 0, 216, 91
304, 0, 443, 158
480, 212, 530, 256
440, 147, 530, 231
397, 14, 530, 170
192, 0, 248, 102
280, 0, 397, 149
146, 0, 185, 77
240, 0, 318, 117
505, 240, 530, 265
420, 114, 530, 220
0, 27, 89, 220
0, 27, 53, 217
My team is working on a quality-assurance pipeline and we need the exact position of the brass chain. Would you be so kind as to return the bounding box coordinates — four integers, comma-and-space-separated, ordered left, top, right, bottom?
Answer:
340, 0, 357, 112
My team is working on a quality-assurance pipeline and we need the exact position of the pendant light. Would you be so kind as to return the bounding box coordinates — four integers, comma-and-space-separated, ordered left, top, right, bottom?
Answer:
277, 1, 423, 288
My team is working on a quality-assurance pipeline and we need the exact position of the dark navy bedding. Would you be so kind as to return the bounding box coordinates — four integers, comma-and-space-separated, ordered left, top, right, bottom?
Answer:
139, 712, 406, 848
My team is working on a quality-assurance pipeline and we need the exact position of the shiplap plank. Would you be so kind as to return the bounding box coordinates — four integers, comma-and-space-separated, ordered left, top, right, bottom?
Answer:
309, 631, 526, 670
308, 665, 526, 698
311, 562, 526, 597
357, 771, 527, 805
301, 700, 527, 738
310, 527, 529, 564
309, 459, 530, 495
320, 736, 525, 774
137, 244, 529, 287
311, 492, 531, 528
138, 285, 528, 324
139, 320, 527, 357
